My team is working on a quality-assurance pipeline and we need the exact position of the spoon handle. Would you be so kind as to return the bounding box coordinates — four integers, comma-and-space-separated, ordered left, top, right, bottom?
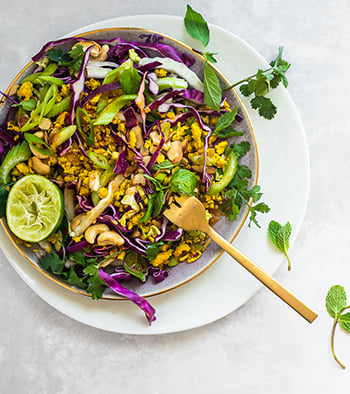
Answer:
206, 226, 317, 323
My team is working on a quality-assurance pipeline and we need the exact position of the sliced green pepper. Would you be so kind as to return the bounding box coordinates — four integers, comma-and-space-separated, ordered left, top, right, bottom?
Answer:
94, 94, 137, 125
207, 151, 238, 195
157, 77, 188, 91
0, 141, 31, 185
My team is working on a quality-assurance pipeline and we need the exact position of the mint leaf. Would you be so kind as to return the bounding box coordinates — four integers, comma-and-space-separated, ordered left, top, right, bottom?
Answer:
340, 312, 350, 333
214, 107, 238, 134
268, 220, 292, 270
152, 159, 178, 170
184, 4, 210, 48
120, 65, 142, 94
203, 61, 222, 112
326, 285, 347, 319
203, 51, 217, 63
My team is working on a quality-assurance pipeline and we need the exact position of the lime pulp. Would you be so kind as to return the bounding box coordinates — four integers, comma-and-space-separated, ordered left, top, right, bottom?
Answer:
6, 174, 64, 243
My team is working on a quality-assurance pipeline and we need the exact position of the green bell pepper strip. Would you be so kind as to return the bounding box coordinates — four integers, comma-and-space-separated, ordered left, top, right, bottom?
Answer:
87, 151, 110, 170
207, 151, 238, 195
157, 77, 188, 92
0, 141, 31, 185
94, 94, 137, 125
76, 107, 94, 147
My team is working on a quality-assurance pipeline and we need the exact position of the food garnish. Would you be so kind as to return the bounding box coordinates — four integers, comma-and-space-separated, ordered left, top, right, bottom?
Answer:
268, 220, 292, 270
325, 285, 350, 369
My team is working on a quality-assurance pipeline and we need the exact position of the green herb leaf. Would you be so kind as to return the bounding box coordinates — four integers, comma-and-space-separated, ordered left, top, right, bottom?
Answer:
184, 4, 210, 48
203, 61, 222, 112
47, 44, 85, 76
120, 64, 142, 94
268, 220, 292, 269
124, 251, 148, 282
15, 98, 37, 112
146, 242, 165, 262
67, 266, 88, 290
214, 107, 238, 134
24, 133, 53, 156
340, 312, 350, 333
152, 159, 178, 170
251, 95, 277, 120
170, 168, 198, 196
76, 107, 95, 147
203, 51, 217, 63
83, 264, 106, 300
39, 251, 65, 276
326, 285, 347, 319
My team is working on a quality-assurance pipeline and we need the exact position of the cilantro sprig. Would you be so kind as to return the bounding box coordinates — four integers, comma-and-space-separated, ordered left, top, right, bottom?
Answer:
184, 5, 291, 119
46, 44, 85, 76
325, 285, 350, 369
220, 141, 270, 227
224, 47, 291, 119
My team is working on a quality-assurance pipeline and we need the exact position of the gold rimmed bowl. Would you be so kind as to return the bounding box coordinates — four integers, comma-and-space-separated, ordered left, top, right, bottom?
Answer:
0, 28, 258, 299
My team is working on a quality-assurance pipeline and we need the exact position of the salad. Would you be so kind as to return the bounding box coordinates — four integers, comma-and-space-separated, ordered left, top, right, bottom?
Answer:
0, 30, 259, 324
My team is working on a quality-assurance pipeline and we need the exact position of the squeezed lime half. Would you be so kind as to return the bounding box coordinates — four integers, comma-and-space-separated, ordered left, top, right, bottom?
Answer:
6, 174, 64, 243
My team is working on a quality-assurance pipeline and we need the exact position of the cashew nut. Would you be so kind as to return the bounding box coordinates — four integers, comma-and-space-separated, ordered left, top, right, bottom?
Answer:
149, 131, 162, 145
167, 140, 183, 164
73, 41, 101, 57
133, 173, 146, 186
29, 131, 49, 159
31, 157, 50, 176
84, 223, 110, 244
89, 171, 100, 192
131, 125, 144, 149
39, 117, 52, 130
92, 45, 109, 62
70, 213, 85, 232
97, 231, 125, 246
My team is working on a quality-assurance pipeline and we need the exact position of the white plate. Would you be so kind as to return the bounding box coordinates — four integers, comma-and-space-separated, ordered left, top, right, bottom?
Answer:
0, 15, 309, 335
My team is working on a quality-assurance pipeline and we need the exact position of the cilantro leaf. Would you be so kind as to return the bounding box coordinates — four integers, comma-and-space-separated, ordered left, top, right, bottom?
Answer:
67, 266, 88, 290
239, 83, 251, 97
250, 96, 277, 119
83, 264, 106, 300
39, 251, 65, 276
146, 242, 165, 262
268, 220, 292, 269
47, 44, 85, 76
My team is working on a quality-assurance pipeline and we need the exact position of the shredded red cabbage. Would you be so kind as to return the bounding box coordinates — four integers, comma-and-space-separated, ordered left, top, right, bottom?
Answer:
146, 122, 164, 170
99, 268, 156, 325
147, 266, 169, 283
81, 82, 121, 106
113, 144, 127, 174
69, 46, 93, 125
123, 107, 138, 129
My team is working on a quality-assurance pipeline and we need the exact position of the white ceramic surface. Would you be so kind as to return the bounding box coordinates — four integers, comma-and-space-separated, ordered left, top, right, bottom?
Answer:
0, 15, 309, 335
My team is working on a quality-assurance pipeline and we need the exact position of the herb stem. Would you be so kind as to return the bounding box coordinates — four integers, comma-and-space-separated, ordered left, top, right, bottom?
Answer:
331, 317, 346, 369
286, 253, 292, 271
223, 67, 273, 91
331, 305, 350, 369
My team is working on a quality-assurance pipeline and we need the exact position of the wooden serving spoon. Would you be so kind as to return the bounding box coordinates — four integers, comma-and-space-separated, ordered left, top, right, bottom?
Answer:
163, 195, 317, 323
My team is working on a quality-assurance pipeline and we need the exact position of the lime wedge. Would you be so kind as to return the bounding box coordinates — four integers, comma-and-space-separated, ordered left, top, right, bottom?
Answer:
6, 174, 64, 242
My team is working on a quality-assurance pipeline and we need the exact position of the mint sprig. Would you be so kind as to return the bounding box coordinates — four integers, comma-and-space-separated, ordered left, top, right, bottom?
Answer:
184, 4, 222, 111
268, 220, 292, 270
325, 285, 350, 369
